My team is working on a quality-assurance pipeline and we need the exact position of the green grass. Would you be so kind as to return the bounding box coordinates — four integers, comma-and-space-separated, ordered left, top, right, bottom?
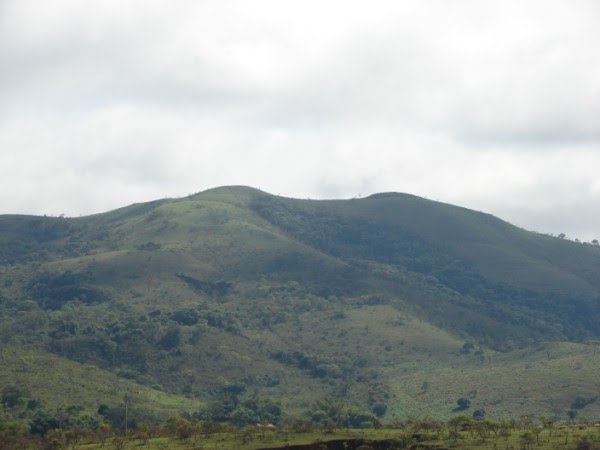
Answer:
70, 425, 600, 450
383, 342, 600, 421
0, 344, 202, 418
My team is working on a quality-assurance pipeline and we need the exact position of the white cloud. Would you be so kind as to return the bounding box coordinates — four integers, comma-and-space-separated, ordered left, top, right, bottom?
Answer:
0, 0, 599, 240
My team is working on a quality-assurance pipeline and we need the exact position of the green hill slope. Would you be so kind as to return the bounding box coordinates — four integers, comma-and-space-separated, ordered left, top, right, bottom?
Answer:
0, 186, 599, 426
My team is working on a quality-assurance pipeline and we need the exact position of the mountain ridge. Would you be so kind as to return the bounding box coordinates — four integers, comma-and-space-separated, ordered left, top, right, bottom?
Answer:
0, 186, 599, 425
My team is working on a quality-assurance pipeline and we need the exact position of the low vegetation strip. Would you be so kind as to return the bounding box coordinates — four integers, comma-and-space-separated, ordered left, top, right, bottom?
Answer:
1, 414, 600, 449
255, 438, 429, 450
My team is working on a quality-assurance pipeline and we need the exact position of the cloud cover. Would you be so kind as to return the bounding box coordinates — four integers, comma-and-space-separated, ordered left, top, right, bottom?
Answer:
1, 0, 599, 240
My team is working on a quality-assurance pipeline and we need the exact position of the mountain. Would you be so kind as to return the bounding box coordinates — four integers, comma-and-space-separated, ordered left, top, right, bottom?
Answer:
0, 186, 599, 427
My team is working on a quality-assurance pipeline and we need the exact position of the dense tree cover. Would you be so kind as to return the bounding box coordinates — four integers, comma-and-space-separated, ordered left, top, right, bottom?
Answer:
27, 271, 112, 310
252, 195, 600, 346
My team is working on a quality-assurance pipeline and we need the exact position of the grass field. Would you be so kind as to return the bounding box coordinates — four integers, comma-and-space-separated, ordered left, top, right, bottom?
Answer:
50, 424, 600, 449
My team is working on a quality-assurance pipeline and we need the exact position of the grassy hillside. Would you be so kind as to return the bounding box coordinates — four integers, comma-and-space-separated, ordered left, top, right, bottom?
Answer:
249, 190, 600, 342
0, 344, 201, 419
0, 186, 599, 428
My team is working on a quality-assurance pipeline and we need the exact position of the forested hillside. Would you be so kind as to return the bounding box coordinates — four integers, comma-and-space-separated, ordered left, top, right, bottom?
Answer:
1, 186, 599, 432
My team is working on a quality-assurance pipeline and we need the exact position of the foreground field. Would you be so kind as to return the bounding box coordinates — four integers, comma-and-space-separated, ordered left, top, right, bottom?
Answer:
5, 420, 596, 450
80, 428, 600, 450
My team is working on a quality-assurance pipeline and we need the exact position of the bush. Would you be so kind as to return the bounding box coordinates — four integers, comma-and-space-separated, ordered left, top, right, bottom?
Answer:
371, 403, 387, 418
570, 396, 597, 410
472, 409, 486, 421
455, 398, 471, 410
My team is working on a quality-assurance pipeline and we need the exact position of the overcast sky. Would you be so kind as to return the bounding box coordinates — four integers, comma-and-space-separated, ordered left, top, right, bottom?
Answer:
1, 0, 599, 240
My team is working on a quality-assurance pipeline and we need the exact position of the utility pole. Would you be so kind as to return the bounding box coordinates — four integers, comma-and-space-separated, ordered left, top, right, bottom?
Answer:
124, 391, 130, 436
